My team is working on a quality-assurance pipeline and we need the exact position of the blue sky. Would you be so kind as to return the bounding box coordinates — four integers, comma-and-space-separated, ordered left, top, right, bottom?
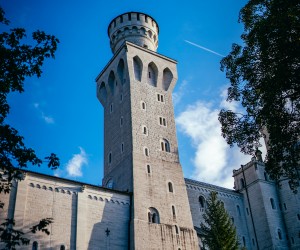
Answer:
2, 0, 253, 188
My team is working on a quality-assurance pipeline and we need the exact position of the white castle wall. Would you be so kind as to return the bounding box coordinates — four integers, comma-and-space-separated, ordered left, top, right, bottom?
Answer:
0, 171, 130, 250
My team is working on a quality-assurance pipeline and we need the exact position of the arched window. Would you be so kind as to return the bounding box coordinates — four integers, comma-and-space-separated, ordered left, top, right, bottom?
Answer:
240, 178, 245, 188
199, 196, 205, 208
32, 241, 38, 250
141, 101, 146, 110
162, 68, 173, 91
142, 126, 148, 135
106, 179, 114, 189
108, 71, 115, 95
117, 59, 125, 85
133, 56, 142, 81
160, 139, 170, 152
60, 245, 65, 250
144, 147, 149, 157
270, 198, 276, 209
147, 62, 158, 87
172, 205, 176, 218
168, 182, 173, 192
148, 207, 160, 224
277, 229, 282, 240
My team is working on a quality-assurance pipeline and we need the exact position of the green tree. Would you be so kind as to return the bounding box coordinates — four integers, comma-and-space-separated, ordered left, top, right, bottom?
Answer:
200, 192, 239, 250
219, 0, 300, 190
0, 6, 59, 249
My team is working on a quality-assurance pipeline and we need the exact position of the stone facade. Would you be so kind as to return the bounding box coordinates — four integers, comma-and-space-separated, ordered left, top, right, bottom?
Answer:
1, 11, 299, 250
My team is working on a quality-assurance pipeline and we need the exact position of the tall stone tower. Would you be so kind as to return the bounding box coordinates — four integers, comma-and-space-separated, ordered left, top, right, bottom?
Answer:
96, 12, 198, 249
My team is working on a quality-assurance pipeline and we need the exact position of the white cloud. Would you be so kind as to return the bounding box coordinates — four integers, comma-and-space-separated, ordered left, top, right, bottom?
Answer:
33, 102, 55, 124
66, 147, 88, 177
41, 112, 55, 124
176, 88, 251, 189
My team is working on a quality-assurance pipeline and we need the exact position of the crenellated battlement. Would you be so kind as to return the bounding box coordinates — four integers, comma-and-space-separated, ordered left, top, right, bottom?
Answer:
108, 12, 159, 54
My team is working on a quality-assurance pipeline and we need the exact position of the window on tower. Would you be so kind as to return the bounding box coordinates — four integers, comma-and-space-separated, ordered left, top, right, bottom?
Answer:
148, 207, 160, 224
199, 196, 206, 209
168, 182, 173, 193
108, 152, 112, 164
159, 117, 167, 127
160, 139, 170, 152
142, 126, 148, 135
277, 229, 282, 240
144, 147, 149, 157
147, 164, 151, 174
270, 198, 276, 209
141, 101, 146, 110
32, 241, 38, 250
121, 143, 124, 153
172, 205, 176, 218
157, 94, 164, 102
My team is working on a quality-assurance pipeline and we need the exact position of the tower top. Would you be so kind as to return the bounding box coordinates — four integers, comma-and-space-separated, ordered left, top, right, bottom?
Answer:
107, 12, 159, 54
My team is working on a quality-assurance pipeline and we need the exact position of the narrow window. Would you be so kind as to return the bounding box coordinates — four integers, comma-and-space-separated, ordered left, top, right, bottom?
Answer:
163, 118, 166, 126
32, 241, 38, 250
168, 182, 173, 192
175, 225, 179, 234
148, 71, 151, 78
270, 198, 275, 209
161, 95, 164, 102
161, 141, 164, 151
278, 229, 282, 240
121, 143, 124, 153
264, 172, 268, 181
108, 152, 112, 164
157, 94, 160, 101
142, 102, 146, 110
159, 117, 162, 125
120, 117, 123, 126
128, 13, 131, 21
240, 178, 245, 188
172, 205, 176, 218
144, 148, 149, 157
148, 212, 151, 222
199, 196, 205, 208
147, 164, 151, 174
237, 205, 241, 216
143, 126, 147, 135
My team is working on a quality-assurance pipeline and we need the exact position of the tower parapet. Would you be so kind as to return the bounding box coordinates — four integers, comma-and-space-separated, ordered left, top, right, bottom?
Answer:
107, 12, 159, 54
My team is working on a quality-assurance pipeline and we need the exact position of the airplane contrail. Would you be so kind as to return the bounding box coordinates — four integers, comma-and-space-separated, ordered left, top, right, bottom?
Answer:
184, 40, 225, 57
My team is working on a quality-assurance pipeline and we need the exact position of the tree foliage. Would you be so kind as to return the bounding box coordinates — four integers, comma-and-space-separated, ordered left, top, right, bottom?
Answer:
219, 0, 300, 189
200, 192, 239, 250
0, 6, 59, 248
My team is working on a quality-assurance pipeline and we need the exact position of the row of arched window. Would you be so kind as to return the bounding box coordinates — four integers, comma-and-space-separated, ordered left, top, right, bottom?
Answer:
133, 56, 173, 90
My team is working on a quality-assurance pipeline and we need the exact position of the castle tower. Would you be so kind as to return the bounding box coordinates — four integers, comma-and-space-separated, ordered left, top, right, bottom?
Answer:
233, 158, 290, 249
96, 12, 198, 249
